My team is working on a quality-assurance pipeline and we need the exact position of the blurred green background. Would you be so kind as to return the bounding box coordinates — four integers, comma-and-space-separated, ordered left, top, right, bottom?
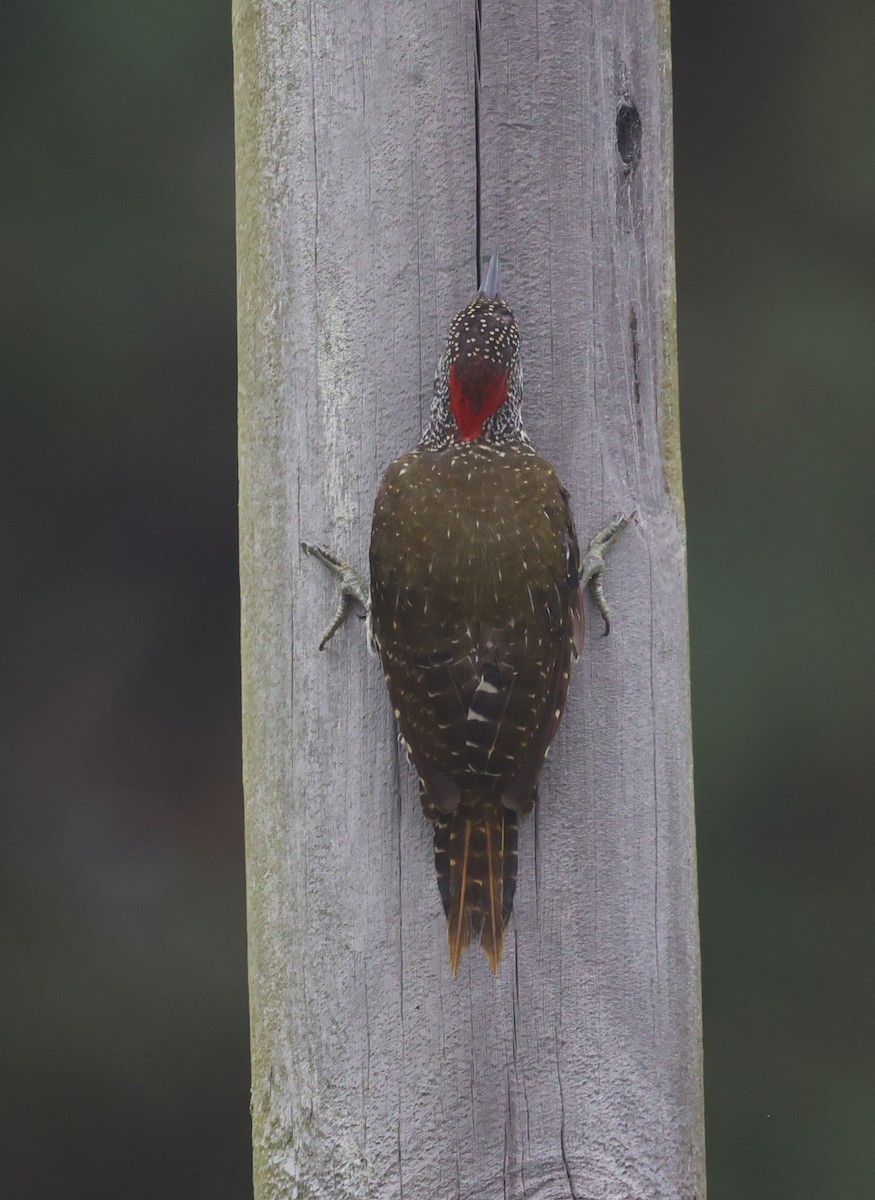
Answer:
1, 2, 871, 1197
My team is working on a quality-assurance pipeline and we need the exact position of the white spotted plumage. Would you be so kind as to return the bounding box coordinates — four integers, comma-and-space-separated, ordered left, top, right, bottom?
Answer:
368, 276, 583, 972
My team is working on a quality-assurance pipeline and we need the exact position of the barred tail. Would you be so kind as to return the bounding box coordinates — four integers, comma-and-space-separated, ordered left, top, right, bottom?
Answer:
432, 795, 518, 975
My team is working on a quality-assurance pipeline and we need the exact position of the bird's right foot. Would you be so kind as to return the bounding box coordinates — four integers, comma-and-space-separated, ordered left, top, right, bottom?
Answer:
579, 513, 634, 636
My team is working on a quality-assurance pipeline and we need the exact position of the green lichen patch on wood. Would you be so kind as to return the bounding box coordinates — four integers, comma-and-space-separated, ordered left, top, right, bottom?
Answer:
659, 254, 686, 531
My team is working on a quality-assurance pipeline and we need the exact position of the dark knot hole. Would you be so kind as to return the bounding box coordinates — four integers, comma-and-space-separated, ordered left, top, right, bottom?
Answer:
616, 98, 642, 173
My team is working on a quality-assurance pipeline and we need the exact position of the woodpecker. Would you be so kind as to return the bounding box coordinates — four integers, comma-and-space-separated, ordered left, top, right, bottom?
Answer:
303, 252, 629, 974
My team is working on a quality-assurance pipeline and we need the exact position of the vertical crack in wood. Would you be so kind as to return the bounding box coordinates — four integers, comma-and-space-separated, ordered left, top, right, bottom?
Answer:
392, 742, 406, 1199
308, 3, 319, 283
502, 1092, 510, 1200
629, 303, 642, 411
474, 0, 483, 285
556, 1031, 580, 1200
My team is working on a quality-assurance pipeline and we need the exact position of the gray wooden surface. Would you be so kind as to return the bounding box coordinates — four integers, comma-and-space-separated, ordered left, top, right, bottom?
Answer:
234, 1, 704, 1197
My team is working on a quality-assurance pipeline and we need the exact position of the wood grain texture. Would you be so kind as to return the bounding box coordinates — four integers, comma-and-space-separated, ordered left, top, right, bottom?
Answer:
234, 1, 704, 1197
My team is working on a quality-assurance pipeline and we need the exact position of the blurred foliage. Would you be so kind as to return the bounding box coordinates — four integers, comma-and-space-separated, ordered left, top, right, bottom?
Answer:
675, 3, 875, 1197
0, 2, 871, 1198
0, 2, 248, 1197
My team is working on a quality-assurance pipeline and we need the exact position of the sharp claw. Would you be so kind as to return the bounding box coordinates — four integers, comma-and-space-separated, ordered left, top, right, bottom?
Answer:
580, 512, 631, 636
301, 541, 344, 573
302, 539, 370, 649
590, 571, 612, 636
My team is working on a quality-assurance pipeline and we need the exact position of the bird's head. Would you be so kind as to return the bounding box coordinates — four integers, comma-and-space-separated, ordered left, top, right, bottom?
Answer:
425, 252, 525, 447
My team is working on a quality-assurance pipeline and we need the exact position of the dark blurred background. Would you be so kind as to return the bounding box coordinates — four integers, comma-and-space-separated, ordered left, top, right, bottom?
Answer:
1, 3, 871, 1198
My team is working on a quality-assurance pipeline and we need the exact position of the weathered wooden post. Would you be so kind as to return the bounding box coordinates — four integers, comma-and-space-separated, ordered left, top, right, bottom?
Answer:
234, 1, 703, 1197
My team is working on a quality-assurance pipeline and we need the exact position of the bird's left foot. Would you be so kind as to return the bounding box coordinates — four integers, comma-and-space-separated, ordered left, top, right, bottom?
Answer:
300, 542, 370, 650
580, 513, 634, 636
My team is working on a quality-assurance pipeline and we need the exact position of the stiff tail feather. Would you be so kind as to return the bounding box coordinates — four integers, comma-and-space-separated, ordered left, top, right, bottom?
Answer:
432, 795, 518, 974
